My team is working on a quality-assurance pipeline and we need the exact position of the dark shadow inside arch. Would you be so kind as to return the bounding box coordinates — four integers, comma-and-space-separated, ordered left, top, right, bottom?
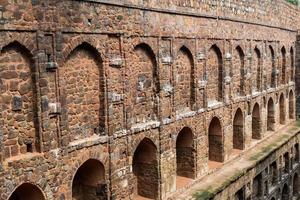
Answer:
279, 93, 286, 125
254, 47, 262, 91
269, 45, 276, 88
293, 173, 299, 198
252, 103, 262, 140
289, 90, 295, 119
295, 143, 299, 163
72, 159, 107, 200
233, 108, 244, 150
235, 46, 245, 96
253, 173, 263, 198
270, 161, 278, 187
267, 98, 275, 131
281, 47, 287, 84
282, 184, 289, 200
133, 138, 158, 199
208, 117, 224, 162
176, 127, 195, 178
290, 47, 294, 82
9, 183, 45, 200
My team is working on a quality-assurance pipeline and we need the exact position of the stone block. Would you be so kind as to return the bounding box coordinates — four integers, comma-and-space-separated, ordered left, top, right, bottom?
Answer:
12, 96, 22, 111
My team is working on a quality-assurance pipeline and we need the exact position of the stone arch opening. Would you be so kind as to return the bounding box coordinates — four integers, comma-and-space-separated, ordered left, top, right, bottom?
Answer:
253, 47, 261, 92
289, 90, 295, 119
176, 127, 195, 179
253, 173, 263, 198
282, 184, 289, 200
269, 45, 276, 88
233, 108, 244, 150
0, 41, 39, 157
279, 93, 286, 125
208, 117, 223, 162
267, 98, 275, 131
72, 159, 107, 200
270, 161, 278, 187
174, 46, 195, 112
232, 46, 245, 97
133, 138, 158, 199
130, 43, 158, 125
252, 103, 262, 140
234, 187, 245, 200
290, 47, 294, 82
207, 45, 223, 104
281, 47, 287, 84
61, 42, 105, 141
9, 183, 45, 200
295, 143, 299, 163
293, 173, 299, 198
283, 152, 290, 174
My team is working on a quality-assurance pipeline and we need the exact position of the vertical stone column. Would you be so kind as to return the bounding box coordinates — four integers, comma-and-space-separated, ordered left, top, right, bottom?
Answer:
196, 39, 206, 109
37, 31, 60, 151
295, 33, 300, 118
158, 37, 176, 198
224, 40, 232, 105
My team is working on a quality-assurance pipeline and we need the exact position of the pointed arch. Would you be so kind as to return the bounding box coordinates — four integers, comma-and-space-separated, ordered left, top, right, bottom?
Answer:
174, 46, 195, 112
232, 46, 245, 97
293, 173, 299, 198
279, 93, 286, 125
252, 103, 261, 139
253, 47, 262, 92
295, 143, 299, 163
233, 108, 244, 150
0, 41, 40, 157
290, 47, 294, 82
176, 127, 195, 179
72, 159, 107, 200
207, 44, 223, 104
269, 45, 276, 88
129, 43, 159, 125
8, 183, 45, 200
132, 138, 158, 199
282, 184, 289, 200
267, 97, 275, 131
60, 42, 105, 141
208, 117, 224, 162
270, 161, 278, 187
289, 90, 295, 119
281, 46, 287, 84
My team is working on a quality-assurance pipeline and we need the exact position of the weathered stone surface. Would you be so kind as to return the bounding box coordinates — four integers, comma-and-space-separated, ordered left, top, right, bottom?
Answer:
0, 1, 299, 200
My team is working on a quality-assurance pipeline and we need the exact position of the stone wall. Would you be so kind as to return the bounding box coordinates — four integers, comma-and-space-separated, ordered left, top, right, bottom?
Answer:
0, 0, 299, 200
213, 132, 300, 200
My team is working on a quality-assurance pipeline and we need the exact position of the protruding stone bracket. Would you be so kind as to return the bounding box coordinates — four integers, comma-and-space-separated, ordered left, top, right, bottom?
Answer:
12, 96, 22, 111
108, 92, 124, 103
49, 102, 61, 115
109, 55, 123, 67
198, 80, 207, 89
45, 61, 58, 71
161, 55, 172, 64
162, 83, 173, 96
197, 52, 205, 60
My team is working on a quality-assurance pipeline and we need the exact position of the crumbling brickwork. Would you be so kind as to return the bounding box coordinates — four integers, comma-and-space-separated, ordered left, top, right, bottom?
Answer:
0, 0, 299, 200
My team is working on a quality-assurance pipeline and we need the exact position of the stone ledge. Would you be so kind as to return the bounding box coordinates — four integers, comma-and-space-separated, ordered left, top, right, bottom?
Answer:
130, 120, 160, 133
68, 135, 109, 152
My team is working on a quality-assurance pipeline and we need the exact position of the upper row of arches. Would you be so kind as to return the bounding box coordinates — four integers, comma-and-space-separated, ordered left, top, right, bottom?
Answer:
0, 40, 296, 159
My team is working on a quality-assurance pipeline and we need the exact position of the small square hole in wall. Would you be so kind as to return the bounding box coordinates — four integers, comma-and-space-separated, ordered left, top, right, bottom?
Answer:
26, 143, 33, 153
87, 18, 92, 26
